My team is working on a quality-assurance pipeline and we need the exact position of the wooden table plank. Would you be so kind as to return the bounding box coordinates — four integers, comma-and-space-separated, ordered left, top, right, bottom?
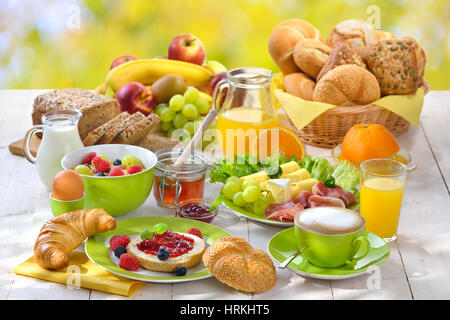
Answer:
393, 119, 450, 300
418, 91, 450, 192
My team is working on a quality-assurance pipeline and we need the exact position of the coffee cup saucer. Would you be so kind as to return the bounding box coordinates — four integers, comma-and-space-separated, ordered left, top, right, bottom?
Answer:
267, 227, 390, 280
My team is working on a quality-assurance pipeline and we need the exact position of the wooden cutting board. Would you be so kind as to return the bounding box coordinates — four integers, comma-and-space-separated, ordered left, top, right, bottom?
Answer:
9, 135, 41, 157
8, 133, 179, 158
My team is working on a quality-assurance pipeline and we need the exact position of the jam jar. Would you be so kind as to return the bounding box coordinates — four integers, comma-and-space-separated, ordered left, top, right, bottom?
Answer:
153, 148, 209, 207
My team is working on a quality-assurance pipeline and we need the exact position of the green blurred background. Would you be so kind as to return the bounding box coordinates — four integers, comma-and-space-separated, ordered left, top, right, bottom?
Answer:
0, 0, 448, 90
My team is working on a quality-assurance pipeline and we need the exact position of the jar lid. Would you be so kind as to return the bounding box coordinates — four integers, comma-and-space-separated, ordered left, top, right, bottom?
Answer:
154, 148, 208, 176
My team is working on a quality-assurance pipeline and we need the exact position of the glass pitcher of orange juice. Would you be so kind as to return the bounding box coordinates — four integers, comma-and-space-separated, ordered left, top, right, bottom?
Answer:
214, 68, 279, 159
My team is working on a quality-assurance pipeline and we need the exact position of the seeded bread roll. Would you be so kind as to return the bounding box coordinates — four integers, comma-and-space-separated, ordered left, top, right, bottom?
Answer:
293, 39, 331, 79
313, 64, 380, 106
268, 19, 324, 75
203, 236, 276, 293
317, 40, 367, 81
366, 36, 426, 95
283, 72, 315, 100
326, 19, 377, 63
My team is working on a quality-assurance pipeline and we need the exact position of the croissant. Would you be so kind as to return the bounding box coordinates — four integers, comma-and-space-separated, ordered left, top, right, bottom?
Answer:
34, 209, 116, 270
203, 236, 277, 293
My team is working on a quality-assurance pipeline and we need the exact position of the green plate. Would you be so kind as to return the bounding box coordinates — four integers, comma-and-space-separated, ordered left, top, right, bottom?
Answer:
221, 197, 294, 228
221, 195, 359, 228
85, 216, 230, 283
268, 227, 390, 280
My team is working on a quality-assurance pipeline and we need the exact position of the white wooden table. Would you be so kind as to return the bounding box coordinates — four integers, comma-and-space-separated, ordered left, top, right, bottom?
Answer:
0, 90, 449, 300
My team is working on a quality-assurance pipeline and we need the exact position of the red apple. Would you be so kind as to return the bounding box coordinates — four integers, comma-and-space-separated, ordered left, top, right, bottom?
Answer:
168, 33, 206, 65
115, 82, 155, 116
208, 72, 227, 95
110, 55, 138, 70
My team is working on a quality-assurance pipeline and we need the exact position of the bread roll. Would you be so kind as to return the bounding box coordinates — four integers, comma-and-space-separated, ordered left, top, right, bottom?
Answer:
366, 36, 426, 95
293, 39, 331, 79
283, 72, 316, 100
268, 19, 323, 75
317, 40, 367, 81
313, 64, 380, 106
373, 30, 397, 41
203, 236, 276, 293
326, 19, 377, 62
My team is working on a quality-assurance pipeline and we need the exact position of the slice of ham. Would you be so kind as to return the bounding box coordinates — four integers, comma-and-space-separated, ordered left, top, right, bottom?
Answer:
308, 195, 345, 208
264, 202, 303, 222
341, 190, 357, 207
293, 191, 313, 208
312, 181, 344, 198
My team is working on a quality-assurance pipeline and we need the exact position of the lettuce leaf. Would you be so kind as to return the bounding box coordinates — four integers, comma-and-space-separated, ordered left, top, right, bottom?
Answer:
331, 160, 360, 191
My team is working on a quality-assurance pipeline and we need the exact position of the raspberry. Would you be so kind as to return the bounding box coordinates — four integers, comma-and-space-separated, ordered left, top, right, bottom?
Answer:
109, 235, 130, 251
127, 164, 143, 175
82, 152, 96, 165
92, 156, 111, 173
109, 166, 124, 176
187, 228, 203, 239
119, 253, 139, 271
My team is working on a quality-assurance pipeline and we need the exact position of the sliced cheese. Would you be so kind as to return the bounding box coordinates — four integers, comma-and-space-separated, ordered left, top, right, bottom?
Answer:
280, 168, 311, 182
291, 178, 319, 199
280, 161, 300, 174
266, 179, 291, 204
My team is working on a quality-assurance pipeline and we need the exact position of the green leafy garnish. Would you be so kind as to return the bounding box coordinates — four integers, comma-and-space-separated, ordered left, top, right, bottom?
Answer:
323, 176, 336, 188
140, 223, 169, 239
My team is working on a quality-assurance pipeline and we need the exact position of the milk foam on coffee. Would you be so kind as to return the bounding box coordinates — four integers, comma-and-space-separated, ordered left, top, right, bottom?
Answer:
295, 207, 365, 235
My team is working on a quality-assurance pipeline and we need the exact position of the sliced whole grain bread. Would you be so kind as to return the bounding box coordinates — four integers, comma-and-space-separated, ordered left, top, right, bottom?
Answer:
83, 112, 130, 146
32, 88, 120, 140
112, 113, 160, 145
98, 112, 147, 144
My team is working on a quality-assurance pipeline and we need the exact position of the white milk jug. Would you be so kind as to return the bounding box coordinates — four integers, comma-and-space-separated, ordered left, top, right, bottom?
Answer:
24, 110, 84, 190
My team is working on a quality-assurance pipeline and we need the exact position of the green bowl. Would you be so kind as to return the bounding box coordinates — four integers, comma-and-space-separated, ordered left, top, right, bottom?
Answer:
61, 144, 157, 217
50, 193, 85, 216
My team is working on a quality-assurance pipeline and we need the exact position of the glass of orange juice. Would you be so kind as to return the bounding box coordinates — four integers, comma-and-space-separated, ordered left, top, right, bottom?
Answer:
360, 159, 407, 242
214, 68, 279, 159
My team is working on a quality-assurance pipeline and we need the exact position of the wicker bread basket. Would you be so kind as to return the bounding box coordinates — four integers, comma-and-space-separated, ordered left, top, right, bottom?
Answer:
272, 78, 429, 149
291, 103, 410, 149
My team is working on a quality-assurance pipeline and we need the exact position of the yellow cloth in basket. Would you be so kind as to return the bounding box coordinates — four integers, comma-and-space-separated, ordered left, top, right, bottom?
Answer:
275, 88, 425, 131
14, 251, 145, 297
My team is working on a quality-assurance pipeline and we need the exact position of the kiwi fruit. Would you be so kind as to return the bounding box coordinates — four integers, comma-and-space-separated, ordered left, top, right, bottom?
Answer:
151, 74, 188, 103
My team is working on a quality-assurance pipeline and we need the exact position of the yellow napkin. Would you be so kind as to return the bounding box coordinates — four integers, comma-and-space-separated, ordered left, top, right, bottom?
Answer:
14, 251, 145, 297
274, 87, 425, 131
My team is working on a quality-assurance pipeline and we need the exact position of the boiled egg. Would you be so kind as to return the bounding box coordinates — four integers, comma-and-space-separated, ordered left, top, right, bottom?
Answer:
51, 169, 84, 201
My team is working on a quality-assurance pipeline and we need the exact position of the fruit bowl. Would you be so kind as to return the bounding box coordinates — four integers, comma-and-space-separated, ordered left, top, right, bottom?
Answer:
61, 144, 157, 217
331, 144, 415, 171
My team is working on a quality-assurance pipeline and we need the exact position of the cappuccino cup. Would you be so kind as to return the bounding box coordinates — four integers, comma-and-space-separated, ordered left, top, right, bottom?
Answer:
294, 207, 370, 268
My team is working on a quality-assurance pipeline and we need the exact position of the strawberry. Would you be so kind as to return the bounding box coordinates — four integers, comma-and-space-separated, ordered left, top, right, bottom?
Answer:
187, 228, 203, 239
109, 235, 130, 251
109, 166, 124, 176
127, 164, 143, 175
82, 152, 97, 165
92, 156, 110, 173
119, 253, 139, 271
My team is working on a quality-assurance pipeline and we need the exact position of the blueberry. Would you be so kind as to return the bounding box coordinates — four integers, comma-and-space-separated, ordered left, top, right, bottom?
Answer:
114, 246, 127, 258
175, 266, 187, 276
95, 172, 105, 176
157, 247, 170, 261
84, 164, 91, 168
113, 159, 122, 166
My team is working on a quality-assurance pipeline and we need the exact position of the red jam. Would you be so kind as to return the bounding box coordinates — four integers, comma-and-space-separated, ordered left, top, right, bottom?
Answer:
137, 231, 194, 258
177, 202, 214, 223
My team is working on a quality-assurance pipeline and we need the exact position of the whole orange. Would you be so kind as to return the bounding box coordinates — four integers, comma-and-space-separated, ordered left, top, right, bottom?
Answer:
341, 123, 400, 163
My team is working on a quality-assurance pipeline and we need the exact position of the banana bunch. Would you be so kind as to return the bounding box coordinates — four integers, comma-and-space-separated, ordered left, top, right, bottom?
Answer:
102, 59, 214, 97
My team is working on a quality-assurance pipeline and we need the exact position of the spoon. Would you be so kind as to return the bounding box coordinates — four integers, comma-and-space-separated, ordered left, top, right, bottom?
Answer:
279, 250, 302, 269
